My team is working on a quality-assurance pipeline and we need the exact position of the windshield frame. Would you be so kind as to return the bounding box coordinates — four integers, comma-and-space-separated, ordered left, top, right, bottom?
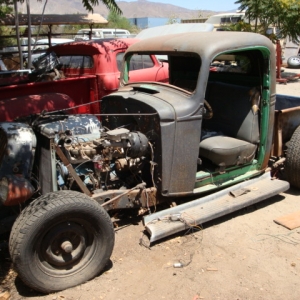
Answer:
121, 50, 201, 93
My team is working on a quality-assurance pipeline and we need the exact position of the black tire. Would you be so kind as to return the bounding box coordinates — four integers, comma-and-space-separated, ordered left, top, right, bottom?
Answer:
285, 125, 300, 189
9, 190, 114, 293
287, 55, 300, 69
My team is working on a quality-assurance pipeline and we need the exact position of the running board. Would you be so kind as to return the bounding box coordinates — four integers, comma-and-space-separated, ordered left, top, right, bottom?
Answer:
144, 173, 289, 243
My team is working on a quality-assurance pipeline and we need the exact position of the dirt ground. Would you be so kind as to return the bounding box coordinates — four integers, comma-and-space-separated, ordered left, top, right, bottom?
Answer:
276, 67, 300, 96
1, 68, 300, 300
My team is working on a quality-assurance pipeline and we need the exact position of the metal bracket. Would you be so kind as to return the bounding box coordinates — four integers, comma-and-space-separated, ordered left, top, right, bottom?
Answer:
55, 145, 92, 196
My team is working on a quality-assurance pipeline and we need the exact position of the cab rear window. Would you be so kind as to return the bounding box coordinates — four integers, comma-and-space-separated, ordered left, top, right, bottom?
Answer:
210, 54, 251, 74
116, 53, 154, 71
58, 55, 93, 69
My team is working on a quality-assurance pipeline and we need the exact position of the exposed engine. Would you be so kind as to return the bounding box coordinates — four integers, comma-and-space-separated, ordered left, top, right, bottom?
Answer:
40, 115, 150, 192
0, 115, 151, 206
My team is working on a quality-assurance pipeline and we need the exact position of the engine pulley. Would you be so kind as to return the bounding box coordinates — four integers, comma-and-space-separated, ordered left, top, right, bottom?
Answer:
127, 132, 148, 158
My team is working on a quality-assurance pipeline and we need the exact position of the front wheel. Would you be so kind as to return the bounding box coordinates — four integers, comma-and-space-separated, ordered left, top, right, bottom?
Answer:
285, 125, 300, 189
9, 191, 115, 293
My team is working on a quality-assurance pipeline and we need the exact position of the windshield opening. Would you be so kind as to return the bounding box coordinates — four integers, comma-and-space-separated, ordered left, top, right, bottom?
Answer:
123, 52, 201, 92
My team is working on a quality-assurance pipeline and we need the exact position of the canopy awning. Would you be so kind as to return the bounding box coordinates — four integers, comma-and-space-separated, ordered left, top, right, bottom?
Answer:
0, 13, 108, 26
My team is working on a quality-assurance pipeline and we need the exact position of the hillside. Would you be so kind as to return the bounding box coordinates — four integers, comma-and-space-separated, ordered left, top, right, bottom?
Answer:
18, 0, 224, 19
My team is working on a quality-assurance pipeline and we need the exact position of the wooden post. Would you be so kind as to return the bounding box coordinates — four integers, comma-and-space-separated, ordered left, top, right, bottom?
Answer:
48, 24, 52, 47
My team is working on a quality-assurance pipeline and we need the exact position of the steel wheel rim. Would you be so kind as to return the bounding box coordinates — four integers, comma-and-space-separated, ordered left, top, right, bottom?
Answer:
36, 219, 98, 276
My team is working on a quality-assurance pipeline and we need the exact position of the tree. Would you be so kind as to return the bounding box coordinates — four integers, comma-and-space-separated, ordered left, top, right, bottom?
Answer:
106, 11, 133, 31
166, 14, 180, 25
235, 0, 300, 42
1, 0, 122, 13
0, 2, 14, 48
82, 0, 121, 14
220, 20, 253, 33
0, 1, 13, 17
234, 0, 264, 32
273, 0, 300, 43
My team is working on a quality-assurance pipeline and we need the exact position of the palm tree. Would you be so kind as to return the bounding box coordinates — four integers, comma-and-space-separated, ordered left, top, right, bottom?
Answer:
82, 0, 122, 14
235, 0, 268, 32
235, 0, 300, 43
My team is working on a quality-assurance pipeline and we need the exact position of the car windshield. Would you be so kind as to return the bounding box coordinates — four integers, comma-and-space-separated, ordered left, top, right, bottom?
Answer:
30, 52, 61, 74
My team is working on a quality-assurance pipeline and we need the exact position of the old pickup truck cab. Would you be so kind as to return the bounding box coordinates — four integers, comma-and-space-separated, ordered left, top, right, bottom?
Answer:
103, 31, 297, 238
0, 38, 168, 121
1, 32, 298, 293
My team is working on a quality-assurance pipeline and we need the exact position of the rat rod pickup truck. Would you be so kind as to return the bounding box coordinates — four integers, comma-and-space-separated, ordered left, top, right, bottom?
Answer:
0, 38, 168, 121
1, 31, 300, 293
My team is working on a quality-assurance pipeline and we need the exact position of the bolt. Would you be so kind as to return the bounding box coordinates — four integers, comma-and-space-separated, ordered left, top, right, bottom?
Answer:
61, 241, 73, 253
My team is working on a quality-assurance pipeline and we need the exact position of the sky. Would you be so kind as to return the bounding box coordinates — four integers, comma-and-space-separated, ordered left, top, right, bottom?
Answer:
120, 0, 239, 12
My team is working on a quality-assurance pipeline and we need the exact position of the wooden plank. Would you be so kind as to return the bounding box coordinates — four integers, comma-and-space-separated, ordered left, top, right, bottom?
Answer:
274, 210, 300, 230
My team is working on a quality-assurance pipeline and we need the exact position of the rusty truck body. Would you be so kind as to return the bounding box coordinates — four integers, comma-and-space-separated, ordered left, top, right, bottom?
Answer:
1, 31, 300, 293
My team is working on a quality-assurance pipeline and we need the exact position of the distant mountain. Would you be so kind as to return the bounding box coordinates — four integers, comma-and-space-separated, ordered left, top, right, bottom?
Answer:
18, 0, 227, 19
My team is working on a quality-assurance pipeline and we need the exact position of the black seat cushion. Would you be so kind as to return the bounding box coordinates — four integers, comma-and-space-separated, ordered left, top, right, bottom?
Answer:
199, 136, 257, 166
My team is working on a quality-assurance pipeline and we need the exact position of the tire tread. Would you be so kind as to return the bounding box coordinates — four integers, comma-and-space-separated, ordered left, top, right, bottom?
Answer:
285, 125, 300, 188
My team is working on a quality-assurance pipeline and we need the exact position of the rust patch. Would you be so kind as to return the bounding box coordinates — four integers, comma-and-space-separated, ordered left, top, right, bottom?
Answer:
0, 175, 34, 206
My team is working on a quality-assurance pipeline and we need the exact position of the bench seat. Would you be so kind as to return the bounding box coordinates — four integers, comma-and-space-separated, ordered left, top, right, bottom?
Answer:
200, 136, 257, 166
199, 81, 260, 167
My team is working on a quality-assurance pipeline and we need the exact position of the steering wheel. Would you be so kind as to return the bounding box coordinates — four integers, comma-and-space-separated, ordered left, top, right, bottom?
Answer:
203, 100, 213, 119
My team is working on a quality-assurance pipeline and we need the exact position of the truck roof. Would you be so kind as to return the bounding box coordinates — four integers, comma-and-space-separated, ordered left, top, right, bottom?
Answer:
124, 31, 277, 98
48, 38, 140, 56
126, 31, 275, 61
136, 23, 214, 39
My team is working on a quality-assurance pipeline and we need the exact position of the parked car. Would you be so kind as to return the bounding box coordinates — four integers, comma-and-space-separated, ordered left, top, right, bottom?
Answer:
74, 28, 131, 41
33, 38, 75, 50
